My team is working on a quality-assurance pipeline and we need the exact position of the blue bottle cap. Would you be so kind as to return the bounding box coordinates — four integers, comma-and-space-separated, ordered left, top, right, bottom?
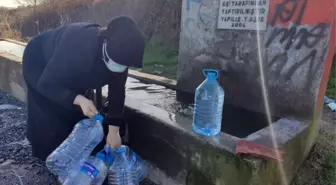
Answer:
115, 147, 126, 153
203, 69, 219, 80
96, 152, 106, 161
96, 150, 114, 165
103, 145, 115, 165
207, 72, 216, 80
93, 114, 104, 123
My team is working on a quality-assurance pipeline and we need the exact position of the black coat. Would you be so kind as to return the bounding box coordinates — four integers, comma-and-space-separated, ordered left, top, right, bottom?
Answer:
22, 23, 130, 160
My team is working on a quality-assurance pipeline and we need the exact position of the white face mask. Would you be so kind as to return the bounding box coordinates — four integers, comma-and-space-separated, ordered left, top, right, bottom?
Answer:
102, 41, 127, 73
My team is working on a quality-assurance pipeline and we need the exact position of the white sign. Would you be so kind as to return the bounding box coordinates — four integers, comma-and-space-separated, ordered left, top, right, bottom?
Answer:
217, 0, 270, 30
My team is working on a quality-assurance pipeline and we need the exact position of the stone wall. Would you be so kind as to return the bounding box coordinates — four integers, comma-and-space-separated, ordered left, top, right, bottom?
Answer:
177, 0, 336, 119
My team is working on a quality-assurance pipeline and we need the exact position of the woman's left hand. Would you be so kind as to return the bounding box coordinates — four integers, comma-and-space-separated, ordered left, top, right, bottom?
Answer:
106, 125, 122, 149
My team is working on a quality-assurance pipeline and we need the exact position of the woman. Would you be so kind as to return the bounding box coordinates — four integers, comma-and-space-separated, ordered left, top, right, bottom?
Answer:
22, 16, 145, 161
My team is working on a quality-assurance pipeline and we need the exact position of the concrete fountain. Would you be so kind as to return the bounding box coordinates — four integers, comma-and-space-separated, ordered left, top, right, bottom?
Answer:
0, 0, 335, 184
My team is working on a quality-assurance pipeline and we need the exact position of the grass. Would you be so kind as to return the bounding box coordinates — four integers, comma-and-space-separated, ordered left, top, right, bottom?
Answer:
140, 43, 178, 79
323, 152, 336, 184
326, 57, 336, 99
292, 120, 336, 185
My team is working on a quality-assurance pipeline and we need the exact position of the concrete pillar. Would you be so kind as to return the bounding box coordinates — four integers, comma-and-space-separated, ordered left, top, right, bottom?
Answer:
177, 0, 335, 119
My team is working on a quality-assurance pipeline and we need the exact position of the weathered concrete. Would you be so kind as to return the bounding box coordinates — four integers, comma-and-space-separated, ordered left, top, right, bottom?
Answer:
128, 70, 177, 90
0, 39, 26, 58
121, 101, 312, 185
0, 39, 320, 185
0, 53, 26, 102
178, 0, 336, 120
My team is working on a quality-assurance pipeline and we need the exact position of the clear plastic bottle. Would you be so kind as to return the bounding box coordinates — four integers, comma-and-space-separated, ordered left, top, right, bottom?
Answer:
63, 152, 110, 185
108, 146, 148, 185
193, 69, 224, 136
46, 114, 105, 180
131, 152, 148, 182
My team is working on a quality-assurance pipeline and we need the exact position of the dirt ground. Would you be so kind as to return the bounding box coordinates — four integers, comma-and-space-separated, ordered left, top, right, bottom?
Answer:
292, 108, 336, 185
0, 91, 157, 185
0, 91, 58, 185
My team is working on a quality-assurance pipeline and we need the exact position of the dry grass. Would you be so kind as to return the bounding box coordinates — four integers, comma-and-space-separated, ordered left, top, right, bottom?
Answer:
326, 57, 336, 99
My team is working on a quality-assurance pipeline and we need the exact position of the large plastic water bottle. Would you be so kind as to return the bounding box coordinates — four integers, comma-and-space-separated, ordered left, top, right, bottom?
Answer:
193, 69, 224, 136
108, 146, 148, 185
46, 114, 105, 180
63, 151, 111, 185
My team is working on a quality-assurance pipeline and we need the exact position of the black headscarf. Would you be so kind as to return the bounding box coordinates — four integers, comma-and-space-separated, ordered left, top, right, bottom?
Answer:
100, 16, 145, 68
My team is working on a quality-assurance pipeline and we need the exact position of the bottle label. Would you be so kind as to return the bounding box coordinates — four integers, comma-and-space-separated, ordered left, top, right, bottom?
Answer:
80, 162, 100, 179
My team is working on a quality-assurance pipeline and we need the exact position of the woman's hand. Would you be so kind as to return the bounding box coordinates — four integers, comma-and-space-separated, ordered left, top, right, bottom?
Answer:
74, 95, 98, 118
106, 125, 122, 149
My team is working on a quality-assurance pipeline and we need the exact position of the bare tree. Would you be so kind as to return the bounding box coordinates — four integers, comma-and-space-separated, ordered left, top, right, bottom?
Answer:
0, 8, 10, 30
43, 0, 75, 25
15, 0, 41, 7
0, 8, 21, 39
15, 0, 43, 34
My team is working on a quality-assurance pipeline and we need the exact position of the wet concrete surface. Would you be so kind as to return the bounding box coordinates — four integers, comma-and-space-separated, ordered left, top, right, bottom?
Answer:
0, 41, 25, 58
125, 77, 277, 138
126, 78, 194, 118
0, 90, 157, 185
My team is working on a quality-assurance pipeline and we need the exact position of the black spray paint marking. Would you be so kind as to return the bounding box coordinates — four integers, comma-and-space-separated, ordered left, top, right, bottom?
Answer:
213, 0, 331, 89
266, 0, 330, 87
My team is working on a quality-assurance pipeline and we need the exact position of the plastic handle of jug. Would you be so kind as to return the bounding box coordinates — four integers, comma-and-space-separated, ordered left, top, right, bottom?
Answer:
103, 145, 114, 165
106, 145, 126, 155
203, 69, 219, 79
115, 147, 126, 154
93, 114, 104, 123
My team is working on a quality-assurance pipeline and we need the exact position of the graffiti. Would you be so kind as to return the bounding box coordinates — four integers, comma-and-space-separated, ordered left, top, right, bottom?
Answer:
178, 0, 334, 118
183, 0, 215, 50
267, 0, 329, 50
213, 0, 331, 88
185, 8, 213, 32
267, 23, 329, 50
269, 0, 307, 25
265, 0, 330, 88
182, 0, 332, 86
186, 0, 201, 11
185, 0, 213, 31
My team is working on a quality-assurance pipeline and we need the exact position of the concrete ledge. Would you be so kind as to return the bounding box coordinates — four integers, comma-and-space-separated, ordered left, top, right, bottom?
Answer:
128, 70, 177, 90
0, 38, 178, 90
0, 53, 26, 102
0, 38, 27, 46
0, 39, 317, 185
121, 98, 314, 185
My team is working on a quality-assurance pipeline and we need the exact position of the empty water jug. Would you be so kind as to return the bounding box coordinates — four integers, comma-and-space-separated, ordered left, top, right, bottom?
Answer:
193, 69, 224, 136
63, 151, 111, 185
46, 114, 105, 180
108, 145, 148, 185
